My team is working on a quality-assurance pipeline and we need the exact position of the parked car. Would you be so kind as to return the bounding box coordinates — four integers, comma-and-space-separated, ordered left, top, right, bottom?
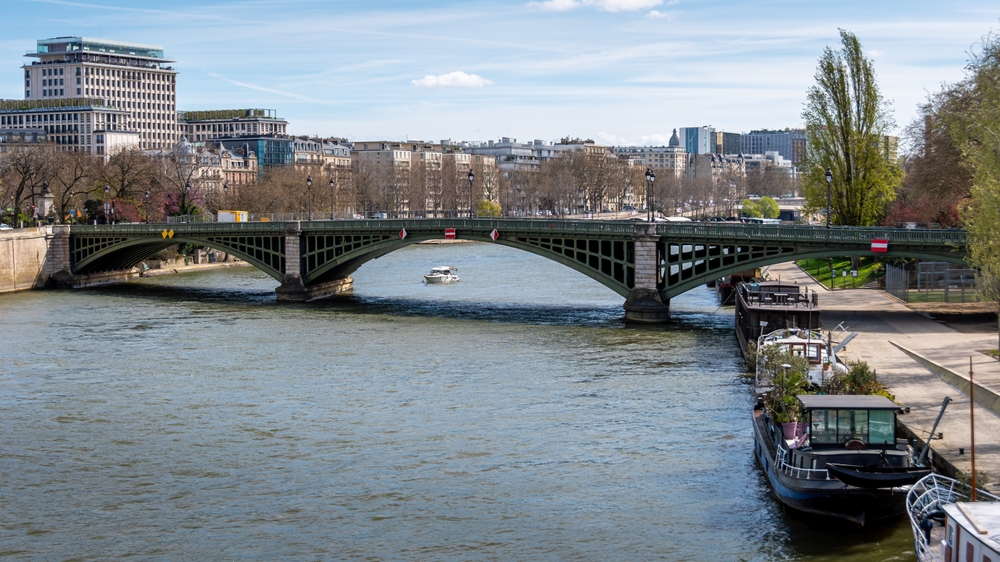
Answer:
0, 223, 12, 230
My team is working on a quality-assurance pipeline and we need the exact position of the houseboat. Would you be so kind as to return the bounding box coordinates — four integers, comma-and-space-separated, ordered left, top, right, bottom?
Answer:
736, 281, 821, 356
753, 394, 927, 526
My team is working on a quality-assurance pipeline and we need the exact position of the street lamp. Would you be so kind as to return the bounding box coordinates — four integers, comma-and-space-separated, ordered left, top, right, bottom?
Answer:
144, 189, 150, 223
468, 169, 475, 219
104, 184, 110, 225
330, 176, 337, 220
222, 183, 228, 210
645, 168, 655, 222
306, 174, 313, 221
825, 168, 833, 229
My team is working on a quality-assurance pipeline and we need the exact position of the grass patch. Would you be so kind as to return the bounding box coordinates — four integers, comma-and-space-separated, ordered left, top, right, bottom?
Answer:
796, 256, 883, 289
902, 290, 981, 304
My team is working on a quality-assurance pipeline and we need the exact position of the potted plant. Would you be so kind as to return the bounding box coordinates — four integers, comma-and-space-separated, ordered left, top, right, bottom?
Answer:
760, 355, 809, 440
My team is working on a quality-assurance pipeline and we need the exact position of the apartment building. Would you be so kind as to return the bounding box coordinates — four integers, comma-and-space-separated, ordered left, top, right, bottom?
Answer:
614, 146, 687, 176
0, 98, 139, 158
24, 36, 178, 151
178, 108, 287, 142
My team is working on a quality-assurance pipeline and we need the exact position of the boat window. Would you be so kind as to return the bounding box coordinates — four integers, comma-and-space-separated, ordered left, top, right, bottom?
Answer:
810, 409, 892, 444
837, 409, 868, 443
806, 345, 820, 361
810, 410, 838, 444
869, 410, 894, 446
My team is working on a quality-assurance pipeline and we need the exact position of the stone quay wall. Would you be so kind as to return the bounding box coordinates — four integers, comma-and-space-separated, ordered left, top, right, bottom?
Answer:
0, 226, 53, 293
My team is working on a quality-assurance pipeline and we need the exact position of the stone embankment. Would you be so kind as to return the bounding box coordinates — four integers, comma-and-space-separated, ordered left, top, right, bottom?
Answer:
768, 261, 1000, 493
0, 226, 55, 293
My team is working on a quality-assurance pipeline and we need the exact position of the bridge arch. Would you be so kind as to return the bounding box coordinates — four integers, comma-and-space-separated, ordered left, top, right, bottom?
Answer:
71, 232, 286, 281
660, 249, 969, 301
300, 228, 636, 298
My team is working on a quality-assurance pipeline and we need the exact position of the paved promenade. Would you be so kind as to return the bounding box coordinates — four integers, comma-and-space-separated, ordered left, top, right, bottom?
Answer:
766, 262, 1000, 493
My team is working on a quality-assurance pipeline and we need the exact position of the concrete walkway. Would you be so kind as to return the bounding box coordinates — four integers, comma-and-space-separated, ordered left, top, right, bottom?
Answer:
765, 262, 1000, 493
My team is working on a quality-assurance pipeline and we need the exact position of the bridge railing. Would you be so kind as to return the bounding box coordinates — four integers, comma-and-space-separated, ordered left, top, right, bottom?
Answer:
656, 223, 967, 246
69, 219, 968, 247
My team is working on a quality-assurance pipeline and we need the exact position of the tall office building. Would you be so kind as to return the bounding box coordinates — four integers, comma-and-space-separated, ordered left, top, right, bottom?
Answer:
740, 129, 806, 165
678, 126, 715, 155
23, 36, 178, 151
713, 131, 741, 155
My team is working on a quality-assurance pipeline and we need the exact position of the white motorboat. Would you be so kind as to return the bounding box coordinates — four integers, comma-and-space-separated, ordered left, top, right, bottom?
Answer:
907, 473, 1000, 561
424, 266, 459, 284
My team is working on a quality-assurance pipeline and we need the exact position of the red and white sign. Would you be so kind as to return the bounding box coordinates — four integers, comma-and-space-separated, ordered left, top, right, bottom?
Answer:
399, 228, 407, 239
444, 228, 456, 239
490, 229, 500, 241
871, 238, 889, 253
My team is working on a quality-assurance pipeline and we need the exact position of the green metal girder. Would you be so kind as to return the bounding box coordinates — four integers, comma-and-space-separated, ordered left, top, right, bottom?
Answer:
67, 221, 969, 301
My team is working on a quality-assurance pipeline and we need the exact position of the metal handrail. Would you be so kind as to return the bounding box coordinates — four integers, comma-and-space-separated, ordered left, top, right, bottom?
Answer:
69, 219, 969, 246
906, 474, 1000, 562
774, 442, 833, 481
657, 223, 966, 245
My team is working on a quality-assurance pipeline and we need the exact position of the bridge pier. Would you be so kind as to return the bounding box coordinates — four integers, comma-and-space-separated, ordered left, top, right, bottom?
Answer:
47, 225, 79, 288
624, 223, 669, 323
274, 221, 354, 302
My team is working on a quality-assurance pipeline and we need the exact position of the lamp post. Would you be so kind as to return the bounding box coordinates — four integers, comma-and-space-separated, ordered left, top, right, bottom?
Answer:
184, 181, 191, 219
222, 183, 228, 210
330, 176, 337, 220
825, 168, 833, 229
468, 169, 475, 219
144, 189, 150, 223
306, 174, 313, 221
104, 184, 110, 225
645, 168, 655, 222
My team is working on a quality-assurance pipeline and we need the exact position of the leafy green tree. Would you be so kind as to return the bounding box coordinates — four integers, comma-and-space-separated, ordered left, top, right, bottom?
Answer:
739, 199, 761, 218
477, 199, 502, 218
949, 33, 1000, 349
801, 30, 902, 226
758, 196, 780, 219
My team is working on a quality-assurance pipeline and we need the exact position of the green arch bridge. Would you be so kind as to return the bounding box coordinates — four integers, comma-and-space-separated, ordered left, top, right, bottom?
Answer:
47, 219, 968, 322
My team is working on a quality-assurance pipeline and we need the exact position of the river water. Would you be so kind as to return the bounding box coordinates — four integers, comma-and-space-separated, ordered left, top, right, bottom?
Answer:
1, 242, 915, 560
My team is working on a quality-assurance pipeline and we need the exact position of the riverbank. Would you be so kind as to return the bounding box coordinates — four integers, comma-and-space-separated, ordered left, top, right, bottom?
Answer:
139, 259, 251, 277
769, 262, 1000, 493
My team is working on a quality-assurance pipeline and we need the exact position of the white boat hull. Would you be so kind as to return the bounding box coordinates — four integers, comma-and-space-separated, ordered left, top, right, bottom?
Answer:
424, 275, 459, 284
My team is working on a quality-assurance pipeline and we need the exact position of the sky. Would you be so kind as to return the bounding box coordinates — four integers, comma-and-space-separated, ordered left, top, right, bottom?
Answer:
1, 0, 996, 147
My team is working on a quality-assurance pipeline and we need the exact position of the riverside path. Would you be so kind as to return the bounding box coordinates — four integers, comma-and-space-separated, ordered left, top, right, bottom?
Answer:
46, 219, 966, 322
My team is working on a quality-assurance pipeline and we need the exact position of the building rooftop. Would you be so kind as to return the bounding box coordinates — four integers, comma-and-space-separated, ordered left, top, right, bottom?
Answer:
178, 109, 283, 122
0, 98, 124, 113
27, 36, 172, 62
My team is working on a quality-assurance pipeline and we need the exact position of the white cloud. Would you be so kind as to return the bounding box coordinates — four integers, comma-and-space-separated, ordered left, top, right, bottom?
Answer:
527, 0, 579, 10
528, 0, 662, 12
646, 10, 668, 18
594, 0, 662, 11
639, 133, 675, 145
595, 131, 631, 145
412, 71, 494, 89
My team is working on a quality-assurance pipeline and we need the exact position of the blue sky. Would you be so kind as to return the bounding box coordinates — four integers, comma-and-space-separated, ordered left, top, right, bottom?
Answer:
1, 0, 996, 146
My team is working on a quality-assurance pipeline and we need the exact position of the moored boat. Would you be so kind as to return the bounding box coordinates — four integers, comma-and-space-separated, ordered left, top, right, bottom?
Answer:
906, 473, 1000, 562
756, 327, 848, 390
424, 266, 459, 284
753, 394, 920, 525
